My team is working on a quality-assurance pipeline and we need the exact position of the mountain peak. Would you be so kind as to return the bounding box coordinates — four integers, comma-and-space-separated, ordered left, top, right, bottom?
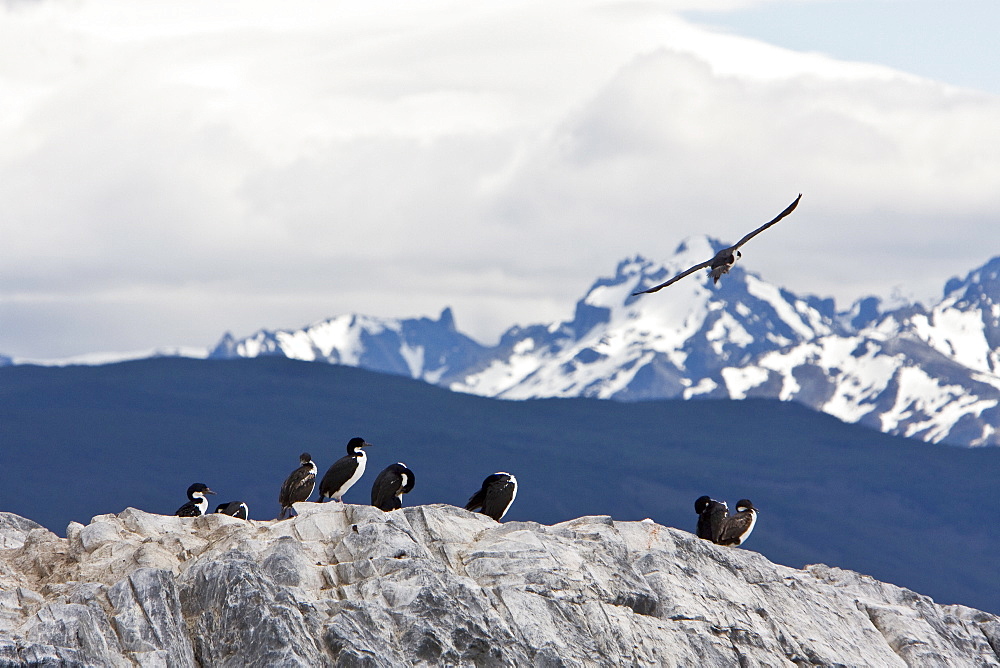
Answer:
209, 331, 238, 358
437, 306, 457, 331
602, 237, 728, 295
944, 255, 1000, 302
674, 234, 727, 257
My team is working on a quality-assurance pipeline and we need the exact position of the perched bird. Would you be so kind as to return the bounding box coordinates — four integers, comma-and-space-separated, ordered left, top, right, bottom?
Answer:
694, 495, 729, 542
465, 472, 517, 521
318, 437, 373, 503
175, 483, 215, 517
371, 462, 416, 511
633, 194, 802, 295
277, 452, 318, 520
215, 501, 249, 520
716, 499, 759, 547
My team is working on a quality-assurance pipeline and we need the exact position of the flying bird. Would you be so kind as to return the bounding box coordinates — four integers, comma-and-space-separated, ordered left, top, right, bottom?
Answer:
465, 472, 518, 521
716, 499, 759, 547
175, 483, 215, 517
370, 462, 416, 511
694, 495, 729, 542
318, 437, 373, 503
633, 194, 802, 295
215, 501, 249, 520
277, 452, 317, 520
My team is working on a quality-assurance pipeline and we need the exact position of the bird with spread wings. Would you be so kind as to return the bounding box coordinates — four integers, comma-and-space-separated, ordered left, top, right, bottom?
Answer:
632, 194, 802, 296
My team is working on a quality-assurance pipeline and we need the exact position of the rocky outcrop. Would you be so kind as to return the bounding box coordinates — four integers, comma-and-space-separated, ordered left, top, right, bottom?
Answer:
0, 505, 998, 667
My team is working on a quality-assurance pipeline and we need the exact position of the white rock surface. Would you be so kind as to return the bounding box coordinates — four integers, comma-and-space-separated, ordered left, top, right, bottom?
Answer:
0, 503, 997, 666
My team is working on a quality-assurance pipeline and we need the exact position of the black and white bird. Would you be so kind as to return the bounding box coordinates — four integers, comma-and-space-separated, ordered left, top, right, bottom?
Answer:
371, 462, 416, 511
633, 194, 802, 295
277, 452, 317, 520
215, 501, 249, 520
716, 499, 759, 547
694, 495, 729, 542
465, 472, 517, 521
318, 437, 373, 503
174, 483, 215, 517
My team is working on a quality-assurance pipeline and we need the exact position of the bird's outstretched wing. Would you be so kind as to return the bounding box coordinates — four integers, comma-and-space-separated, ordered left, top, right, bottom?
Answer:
632, 193, 802, 296
731, 193, 802, 250
632, 258, 715, 295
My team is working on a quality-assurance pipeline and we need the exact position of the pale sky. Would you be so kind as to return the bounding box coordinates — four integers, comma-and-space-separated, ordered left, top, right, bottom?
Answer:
2, 0, 999, 359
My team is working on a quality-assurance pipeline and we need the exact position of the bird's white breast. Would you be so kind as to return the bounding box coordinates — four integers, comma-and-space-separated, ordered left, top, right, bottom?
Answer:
193, 493, 208, 515
338, 452, 367, 498
498, 475, 517, 519
738, 509, 757, 544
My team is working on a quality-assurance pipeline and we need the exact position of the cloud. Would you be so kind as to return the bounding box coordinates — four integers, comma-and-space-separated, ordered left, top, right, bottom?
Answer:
487, 48, 1000, 268
1, 0, 998, 357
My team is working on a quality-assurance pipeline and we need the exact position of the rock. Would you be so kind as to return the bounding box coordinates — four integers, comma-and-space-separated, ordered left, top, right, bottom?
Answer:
20, 602, 128, 667
0, 504, 997, 667
180, 553, 323, 666
107, 568, 196, 666
79, 518, 122, 553
0, 514, 44, 550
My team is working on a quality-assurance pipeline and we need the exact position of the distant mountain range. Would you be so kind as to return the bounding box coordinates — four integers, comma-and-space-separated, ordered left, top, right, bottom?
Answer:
208, 237, 1000, 447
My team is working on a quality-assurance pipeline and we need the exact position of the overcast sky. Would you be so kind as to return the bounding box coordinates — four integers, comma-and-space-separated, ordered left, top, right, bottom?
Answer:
3, 0, 999, 359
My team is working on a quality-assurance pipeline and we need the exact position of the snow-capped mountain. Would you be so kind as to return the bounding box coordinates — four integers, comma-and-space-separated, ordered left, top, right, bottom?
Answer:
210, 237, 1000, 447
452, 238, 842, 401
210, 307, 490, 387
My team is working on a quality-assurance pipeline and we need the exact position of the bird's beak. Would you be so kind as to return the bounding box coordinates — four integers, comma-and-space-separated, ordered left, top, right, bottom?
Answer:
206, 489, 216, 495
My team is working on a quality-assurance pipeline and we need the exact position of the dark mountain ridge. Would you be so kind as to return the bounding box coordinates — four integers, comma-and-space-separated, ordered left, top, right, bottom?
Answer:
2, 356, 998, 615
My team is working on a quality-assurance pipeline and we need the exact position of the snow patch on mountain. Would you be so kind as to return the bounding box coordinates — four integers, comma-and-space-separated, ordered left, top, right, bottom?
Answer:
744, 276, 820, 340
912, 308, 989, 371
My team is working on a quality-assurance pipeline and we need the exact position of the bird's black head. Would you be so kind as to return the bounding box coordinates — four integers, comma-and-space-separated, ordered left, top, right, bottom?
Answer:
346, 437, 372, 453
484, 472, 514, 485
187, 483, 215, 498
736, 499, 755, 512
735, 250, 742, 259
694, 496, 712, 514
299, 452, 313, 465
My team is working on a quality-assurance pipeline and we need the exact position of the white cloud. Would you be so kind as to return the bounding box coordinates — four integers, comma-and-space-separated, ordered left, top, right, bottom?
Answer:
1, 0, 998, 357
